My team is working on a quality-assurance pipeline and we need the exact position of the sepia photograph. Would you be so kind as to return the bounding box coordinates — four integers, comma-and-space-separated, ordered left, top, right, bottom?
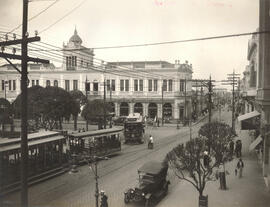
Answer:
0, 0, 270, 207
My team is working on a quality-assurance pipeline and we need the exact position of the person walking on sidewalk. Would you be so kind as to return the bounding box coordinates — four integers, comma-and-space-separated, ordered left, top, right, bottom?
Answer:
236, 158, 244, 178
229, 140, 235, 159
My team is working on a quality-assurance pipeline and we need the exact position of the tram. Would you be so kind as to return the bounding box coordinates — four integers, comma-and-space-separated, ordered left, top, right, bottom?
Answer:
67, 127, 122, 161
124, 113, 145, 144
0, 130, 68, 194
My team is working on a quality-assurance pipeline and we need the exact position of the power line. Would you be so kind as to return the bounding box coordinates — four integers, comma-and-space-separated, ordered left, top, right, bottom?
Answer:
39, 0, 88, 34
18, 30, 270, 51
7, 0, 60, 34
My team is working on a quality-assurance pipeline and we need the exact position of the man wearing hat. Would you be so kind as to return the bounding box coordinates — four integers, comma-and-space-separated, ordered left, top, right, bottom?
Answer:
100, 190, 108, 207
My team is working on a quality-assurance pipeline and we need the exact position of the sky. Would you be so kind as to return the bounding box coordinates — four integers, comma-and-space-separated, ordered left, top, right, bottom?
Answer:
0, 0, 259, 87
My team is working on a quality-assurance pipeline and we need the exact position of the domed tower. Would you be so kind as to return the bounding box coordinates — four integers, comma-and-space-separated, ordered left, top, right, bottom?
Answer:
63, 28, 94, 71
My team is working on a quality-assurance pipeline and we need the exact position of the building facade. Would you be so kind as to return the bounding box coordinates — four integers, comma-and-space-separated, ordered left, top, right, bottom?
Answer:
0, 29, 194, 121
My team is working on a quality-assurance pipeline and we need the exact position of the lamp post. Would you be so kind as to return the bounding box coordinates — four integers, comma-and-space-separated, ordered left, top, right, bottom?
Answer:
89, 156, 108, 207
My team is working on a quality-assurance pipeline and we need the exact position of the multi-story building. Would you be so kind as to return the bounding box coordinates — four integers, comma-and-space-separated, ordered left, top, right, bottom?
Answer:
238, 2, 270, 187
0, 29, 194, 121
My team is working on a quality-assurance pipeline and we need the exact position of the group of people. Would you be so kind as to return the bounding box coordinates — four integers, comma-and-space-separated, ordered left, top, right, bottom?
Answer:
229, 139, 242, 158
229, 139, 244, 178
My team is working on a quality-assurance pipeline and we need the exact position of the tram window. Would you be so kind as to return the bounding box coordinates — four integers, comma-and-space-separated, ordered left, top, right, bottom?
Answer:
9, 154, 15, 161
56, 145, 59, 151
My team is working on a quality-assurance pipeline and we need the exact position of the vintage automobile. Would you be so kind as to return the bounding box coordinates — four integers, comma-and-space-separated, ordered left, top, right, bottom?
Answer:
124, 161, 170, 206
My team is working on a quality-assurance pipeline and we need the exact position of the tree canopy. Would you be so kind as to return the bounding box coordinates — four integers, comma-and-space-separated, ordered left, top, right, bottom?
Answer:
13, 86, 77, 129
81, 99, 112, 122
165, 138, 220, 197
0, 98, 13, 124
198, 121, 234, 163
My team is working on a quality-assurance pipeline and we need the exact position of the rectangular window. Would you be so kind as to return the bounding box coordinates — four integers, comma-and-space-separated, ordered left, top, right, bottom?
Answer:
134, 79, 138, 91
163, 80, 167, 91
13, 80, 16, 91
36, 80, 39, 86
1, 80, 4, 91
65, 80, 70, 91
93, 82, 99, 91
120, 80, 124, 91
46, 80, 50, 87
139, 79, 143, 91
125, 79, 129, 91
73, 80, 78, 90
107, 80, 110, 91
148, 80, 152, 91
168, 79, 173, 91
8, 80, 11, 90
111, 79, 115, 91
66, 56, 68, 68
54, 80, 58, 87
154, 79, 158, 91
32, 80, 35, 86
180, 80, 185, 92
74, 56, 77, 67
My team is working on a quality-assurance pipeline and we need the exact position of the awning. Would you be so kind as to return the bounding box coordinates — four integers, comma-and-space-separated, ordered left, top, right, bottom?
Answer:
249, 135, 263, 151
238, 110, 260, 122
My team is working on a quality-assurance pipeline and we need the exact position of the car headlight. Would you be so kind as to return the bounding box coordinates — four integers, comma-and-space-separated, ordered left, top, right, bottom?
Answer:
142, 193, 145, 196
131, 190, 134, 193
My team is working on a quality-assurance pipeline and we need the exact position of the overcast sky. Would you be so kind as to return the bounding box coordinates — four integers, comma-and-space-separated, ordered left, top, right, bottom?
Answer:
0, 0, 259, 86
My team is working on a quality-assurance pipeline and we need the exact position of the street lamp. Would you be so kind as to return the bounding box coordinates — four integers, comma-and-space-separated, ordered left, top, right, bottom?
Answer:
88, 156, 108, 207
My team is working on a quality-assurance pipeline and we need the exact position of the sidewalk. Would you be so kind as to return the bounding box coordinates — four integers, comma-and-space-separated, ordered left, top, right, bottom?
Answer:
158, 112, 270, 207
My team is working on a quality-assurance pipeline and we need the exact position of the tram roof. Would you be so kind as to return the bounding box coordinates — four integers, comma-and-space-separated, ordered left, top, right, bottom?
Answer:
0, 130, 62, 146
68, 127, 123, 138
0, 135, 65, 152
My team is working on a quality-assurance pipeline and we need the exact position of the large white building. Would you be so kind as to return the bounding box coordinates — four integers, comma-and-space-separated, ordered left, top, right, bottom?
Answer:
0, 29, 194, 121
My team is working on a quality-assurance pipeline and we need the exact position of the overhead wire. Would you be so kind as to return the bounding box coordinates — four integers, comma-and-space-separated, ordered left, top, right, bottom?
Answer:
0, 31, 178, 80
39, 0, 88, 34
7, 0, 60, 34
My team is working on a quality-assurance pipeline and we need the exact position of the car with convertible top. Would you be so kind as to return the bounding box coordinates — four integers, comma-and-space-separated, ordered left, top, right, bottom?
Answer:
124, 161, 170, 206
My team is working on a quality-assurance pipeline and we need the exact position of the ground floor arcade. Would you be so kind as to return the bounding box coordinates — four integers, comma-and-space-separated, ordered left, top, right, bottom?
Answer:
106, 98, 192, 121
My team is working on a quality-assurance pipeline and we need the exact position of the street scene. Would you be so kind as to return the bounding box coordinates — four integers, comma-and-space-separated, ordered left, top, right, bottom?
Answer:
1, 1, 270, 207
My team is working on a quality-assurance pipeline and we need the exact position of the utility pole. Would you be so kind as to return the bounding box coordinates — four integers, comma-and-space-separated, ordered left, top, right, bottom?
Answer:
208, 75, 213, 123
222, 70, 240, 132
200, 85, 203, 115
103, 61, 106, 129
85, 77, 89, 131
184, 78, 187, 125
103, 78, 106, 129
161, 82, 164, 126
94, 160, 99, 207
0, 2, 49, 206
21, 1, 29, 205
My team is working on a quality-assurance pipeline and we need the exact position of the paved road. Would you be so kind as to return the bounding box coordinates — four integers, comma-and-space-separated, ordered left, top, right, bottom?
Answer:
3, 113, 215, 207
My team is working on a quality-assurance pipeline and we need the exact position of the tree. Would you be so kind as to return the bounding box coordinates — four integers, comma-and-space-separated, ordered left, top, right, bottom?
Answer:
0, 98, 13, 137
198, 121, 235, 190
13, 86, 76, 130
81, 99, 112, 129
69, 90, 87, 130
198, 121, 234, 163
40, 86, 76, 129
165, 138, 221, 207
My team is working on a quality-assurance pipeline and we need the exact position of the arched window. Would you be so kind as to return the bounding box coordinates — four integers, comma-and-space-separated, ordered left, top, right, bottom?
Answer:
120, 102, 129, 116
54, 80, 58, 87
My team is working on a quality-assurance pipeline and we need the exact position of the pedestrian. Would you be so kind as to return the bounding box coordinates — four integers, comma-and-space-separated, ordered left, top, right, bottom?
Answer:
239, 140, 242, 157
236, 158, 244, 178
100, 190, 108, 207
235, 140, 240, 158
229, 140, 235, 158
203, 151, 210, 168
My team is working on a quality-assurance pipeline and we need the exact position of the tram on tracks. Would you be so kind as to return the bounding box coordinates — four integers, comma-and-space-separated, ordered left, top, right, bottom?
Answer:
0, 130, 68, 194
124, 113, 145, 144
67, 127, 122, 162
